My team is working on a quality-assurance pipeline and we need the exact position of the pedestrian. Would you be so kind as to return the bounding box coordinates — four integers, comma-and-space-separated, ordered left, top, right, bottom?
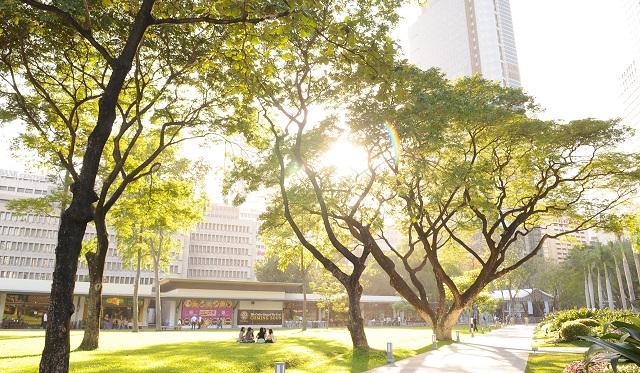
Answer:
197, 315, 203, 329
217, 316, 223, 329
524, 316, 529, 326
42, 313, 47, 329
190, 315, 197, 330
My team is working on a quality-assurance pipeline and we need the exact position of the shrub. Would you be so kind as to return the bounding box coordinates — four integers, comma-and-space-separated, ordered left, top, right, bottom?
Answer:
575, 318, 601, 328
581, 317, 640, 373
560, 321, 592, 341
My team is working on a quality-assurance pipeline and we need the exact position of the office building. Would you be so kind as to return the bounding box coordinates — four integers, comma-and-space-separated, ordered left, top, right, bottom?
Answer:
408, 0, 521, 87
620, 0, 640, 151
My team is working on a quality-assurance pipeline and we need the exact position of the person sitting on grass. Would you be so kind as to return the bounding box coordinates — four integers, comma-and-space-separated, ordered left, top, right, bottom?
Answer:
237, 327, 246, 343
265, 329, 276, 343
245, 327, 255, 343
256, 327, 266, 343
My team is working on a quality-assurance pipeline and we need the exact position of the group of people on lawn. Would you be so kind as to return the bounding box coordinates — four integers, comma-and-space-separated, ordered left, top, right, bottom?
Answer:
237, 327, 276, 343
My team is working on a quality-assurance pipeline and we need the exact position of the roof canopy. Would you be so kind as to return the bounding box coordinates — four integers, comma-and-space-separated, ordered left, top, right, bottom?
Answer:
491, 289, 554, 302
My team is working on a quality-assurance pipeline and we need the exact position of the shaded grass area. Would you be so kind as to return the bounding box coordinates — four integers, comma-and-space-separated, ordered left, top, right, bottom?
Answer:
0, 326, 477, 373
525, 352, 583, 373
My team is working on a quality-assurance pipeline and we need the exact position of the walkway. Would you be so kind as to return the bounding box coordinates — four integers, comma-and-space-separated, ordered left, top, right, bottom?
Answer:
365, 325, 537, 373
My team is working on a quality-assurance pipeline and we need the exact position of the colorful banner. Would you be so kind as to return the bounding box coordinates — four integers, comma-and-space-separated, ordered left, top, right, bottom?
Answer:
237, 310, 283, 326
180, 299, 233, 327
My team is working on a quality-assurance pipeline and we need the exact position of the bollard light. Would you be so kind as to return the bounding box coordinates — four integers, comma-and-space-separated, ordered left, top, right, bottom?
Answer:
432, 334, 437, 350
456, 331, 460, 342
532, 347, 538, 355
275, 362, 286, 373
481, 326, 484, 334
386, 342, 394, 363
471, 329, 474, 338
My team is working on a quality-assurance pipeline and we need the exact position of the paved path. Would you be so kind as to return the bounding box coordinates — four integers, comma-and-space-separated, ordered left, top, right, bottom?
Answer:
364, 325, 537, 373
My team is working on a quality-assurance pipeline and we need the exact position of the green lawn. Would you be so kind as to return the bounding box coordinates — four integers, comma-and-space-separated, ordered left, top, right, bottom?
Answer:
525, 352, 583, 373
0, 326, 472, 373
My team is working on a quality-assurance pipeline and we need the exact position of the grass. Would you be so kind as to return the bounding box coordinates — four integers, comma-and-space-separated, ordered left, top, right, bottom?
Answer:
0, 326, 474, 373
525, 352, 583, 373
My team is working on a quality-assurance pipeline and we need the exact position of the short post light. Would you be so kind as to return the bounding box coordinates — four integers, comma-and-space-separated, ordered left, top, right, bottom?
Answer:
386, 342, 394, 363
432, 334, 437, 350
532, 347, 539, 355
481, 326, 484, 334
275, 362, 286, 373
456, 331, 460, 342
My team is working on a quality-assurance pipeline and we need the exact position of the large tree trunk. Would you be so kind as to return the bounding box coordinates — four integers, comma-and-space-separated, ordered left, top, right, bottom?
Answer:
38, 4, 154, 371
345, 281, 368, 350
77, 214, 109, 351
39, 201, 94, 373
614, 256, 628, 310
604, 264, 615, 310
431, 310, 463, 341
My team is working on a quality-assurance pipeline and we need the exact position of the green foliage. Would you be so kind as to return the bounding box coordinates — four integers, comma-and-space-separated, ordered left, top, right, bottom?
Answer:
581, 317, 640, 372
576, 319, 602, 328
560, 321, 592, 342
540, 309, 638, 333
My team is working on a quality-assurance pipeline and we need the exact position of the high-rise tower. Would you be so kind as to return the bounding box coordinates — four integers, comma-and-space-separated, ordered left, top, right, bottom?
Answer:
620, 0, 640, 151
408, 0, 521, 87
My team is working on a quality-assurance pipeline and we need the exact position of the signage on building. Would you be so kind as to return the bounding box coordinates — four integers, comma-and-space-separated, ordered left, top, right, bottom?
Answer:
237, 310, 283, 325
0, 169, 47, 181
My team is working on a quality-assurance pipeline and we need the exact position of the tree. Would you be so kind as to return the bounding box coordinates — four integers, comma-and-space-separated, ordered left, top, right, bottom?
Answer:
111, 151, 207, 331
0, 1, 312, 371
224, 0, 401, 350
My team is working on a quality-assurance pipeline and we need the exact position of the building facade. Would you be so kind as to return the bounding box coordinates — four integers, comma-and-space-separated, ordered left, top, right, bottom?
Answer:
408, 0, 521, 87
620, 0, 640, 152
0, 169, 263, 327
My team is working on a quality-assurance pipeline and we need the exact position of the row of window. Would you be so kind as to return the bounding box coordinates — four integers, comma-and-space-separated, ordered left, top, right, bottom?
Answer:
188, 257, 248, 267
0, 255, 54, 268
187, 269, 248, 279
0, 240, 55, 253
196, 222, 250, 233
74, 274, 155, 285
0, 271, 52, 280
190, 233, 250, 244
0, 185, 48, 195
0, 211, 59, 225
189, 245, 249, 256
0, 225, 57, 239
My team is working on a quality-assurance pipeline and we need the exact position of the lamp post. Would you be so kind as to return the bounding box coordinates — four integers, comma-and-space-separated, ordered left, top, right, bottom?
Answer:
275, 362, 286, 373
456, 331, 460, 342
386, 342, 394, 363
432, 334, 437, 350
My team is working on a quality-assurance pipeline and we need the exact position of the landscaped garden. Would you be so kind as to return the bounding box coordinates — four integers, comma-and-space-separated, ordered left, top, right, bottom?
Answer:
0, 326, 471, 373
525, 309, 640, 373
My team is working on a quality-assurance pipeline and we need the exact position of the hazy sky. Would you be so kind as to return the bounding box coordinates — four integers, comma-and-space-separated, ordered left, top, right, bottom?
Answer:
397, 0, 634, 121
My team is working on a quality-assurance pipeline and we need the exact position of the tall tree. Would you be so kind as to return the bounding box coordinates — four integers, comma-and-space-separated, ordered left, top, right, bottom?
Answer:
224, 0, 401, 350
111, 151, 208, 331
0, 1, 311, 371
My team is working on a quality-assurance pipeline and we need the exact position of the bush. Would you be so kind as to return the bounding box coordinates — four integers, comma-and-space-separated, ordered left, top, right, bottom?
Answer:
539, 309, 638, 332
560, 321, 592, 341
575, 318, 600, 328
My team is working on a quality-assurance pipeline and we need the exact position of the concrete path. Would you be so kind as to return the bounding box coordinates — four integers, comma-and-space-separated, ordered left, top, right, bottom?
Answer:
364, 325, 537, 373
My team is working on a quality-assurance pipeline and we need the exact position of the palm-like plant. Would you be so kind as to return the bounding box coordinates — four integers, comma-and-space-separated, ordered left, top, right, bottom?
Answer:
580, 317, 640, 372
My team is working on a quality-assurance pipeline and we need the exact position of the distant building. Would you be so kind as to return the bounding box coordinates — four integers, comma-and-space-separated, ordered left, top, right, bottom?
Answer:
0, 169, 263, 326
408, 0, 521, 87
620, 0, 640, 152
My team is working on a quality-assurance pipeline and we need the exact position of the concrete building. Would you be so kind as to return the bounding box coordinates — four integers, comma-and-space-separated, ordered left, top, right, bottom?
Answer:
408, 0, 521, 87
0, 169, 263, 327
620, 0, 640, 152
523, 220, 614, 264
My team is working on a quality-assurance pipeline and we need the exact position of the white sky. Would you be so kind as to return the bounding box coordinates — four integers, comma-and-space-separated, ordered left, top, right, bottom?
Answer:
397, 0, 633, 121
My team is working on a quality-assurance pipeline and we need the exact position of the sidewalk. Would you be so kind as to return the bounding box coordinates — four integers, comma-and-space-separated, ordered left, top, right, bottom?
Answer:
364, 325, 537, 373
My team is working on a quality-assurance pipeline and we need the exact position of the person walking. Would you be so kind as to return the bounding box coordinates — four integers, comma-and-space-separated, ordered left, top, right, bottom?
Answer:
190, 315, 197, 330
217, 316, 223, 329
